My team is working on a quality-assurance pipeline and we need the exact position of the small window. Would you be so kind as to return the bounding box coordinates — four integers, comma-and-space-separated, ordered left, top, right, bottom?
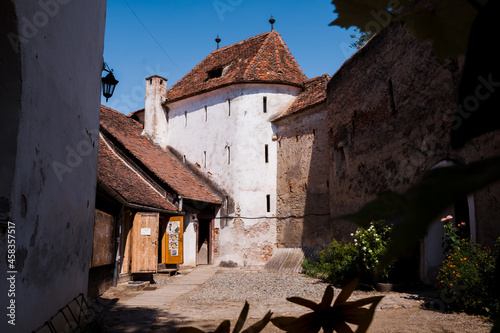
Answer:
184, 111, 187, 127
264, 144, 269, 163
225, 196, 229, 210
227, 146, 230, 165
227, 99, 231, 116
263, 96, 267, 113
203, 151, 207, 168
204, 105, 208, 122
266, 195, 271, 213
207, 67, 223, 80
183, 155, 186, 163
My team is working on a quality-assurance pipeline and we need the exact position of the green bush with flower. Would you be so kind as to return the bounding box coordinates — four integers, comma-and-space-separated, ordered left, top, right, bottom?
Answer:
352, 220, 393, 283
302, 220, 393, 285
436, 215, 499, 316
302, 239, 360, 285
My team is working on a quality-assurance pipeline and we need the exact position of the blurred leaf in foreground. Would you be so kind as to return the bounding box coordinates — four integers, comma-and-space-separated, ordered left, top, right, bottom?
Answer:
177, 301, 272, 333
272, 278, 383, 333
340, 155, 500, 269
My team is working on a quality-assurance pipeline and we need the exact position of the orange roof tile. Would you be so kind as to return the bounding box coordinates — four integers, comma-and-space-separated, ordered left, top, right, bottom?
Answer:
98, 135, 178, 211
100, 105, 222, 204
167, 31, 308, 102
273, 74, 330, 121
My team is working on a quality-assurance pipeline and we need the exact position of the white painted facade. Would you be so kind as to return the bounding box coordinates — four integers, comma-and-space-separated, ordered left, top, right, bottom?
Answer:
145, 82, 302, 265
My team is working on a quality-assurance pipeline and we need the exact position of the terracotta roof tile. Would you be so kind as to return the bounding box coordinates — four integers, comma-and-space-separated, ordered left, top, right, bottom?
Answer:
273, 74, 330, 121
98, 134, 178, 211
167, 31, 308, 102
100, 105, 222, 204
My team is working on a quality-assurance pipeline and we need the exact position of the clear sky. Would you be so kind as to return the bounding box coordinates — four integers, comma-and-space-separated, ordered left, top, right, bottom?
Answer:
101, 0, 358, 114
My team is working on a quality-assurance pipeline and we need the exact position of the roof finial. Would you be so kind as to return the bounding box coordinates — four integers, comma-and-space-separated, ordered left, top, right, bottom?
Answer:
215, 34, 221, 50
269, 15, 275, 31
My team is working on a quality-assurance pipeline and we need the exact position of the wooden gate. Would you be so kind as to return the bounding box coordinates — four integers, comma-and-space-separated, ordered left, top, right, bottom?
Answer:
131, 212, 159, 273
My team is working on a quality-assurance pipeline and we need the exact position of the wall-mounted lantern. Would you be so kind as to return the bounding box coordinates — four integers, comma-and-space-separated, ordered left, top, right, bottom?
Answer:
101, 62, 118, 102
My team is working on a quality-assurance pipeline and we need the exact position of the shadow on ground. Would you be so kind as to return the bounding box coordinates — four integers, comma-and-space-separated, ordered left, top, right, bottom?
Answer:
90, 297, 190, 333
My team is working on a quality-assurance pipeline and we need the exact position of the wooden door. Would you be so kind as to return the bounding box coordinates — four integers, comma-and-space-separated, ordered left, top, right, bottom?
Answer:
131, 212, 159, 273
162, 216, 183, 264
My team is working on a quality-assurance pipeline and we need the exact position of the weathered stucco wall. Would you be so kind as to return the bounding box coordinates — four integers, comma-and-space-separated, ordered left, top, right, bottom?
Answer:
327, 22, 500, 247
274, 103, 332, 247
0, 1, 107, 331
161, 83, 301, 265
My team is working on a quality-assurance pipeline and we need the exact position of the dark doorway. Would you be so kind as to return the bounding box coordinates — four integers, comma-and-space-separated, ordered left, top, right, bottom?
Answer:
197, 218, 211, 265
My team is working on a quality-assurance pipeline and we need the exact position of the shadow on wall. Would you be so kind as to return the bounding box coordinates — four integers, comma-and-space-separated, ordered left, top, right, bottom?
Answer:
0, 0, 21, 224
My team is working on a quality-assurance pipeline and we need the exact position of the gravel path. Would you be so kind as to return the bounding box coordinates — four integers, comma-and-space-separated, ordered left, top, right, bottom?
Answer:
98, 268, 494, 332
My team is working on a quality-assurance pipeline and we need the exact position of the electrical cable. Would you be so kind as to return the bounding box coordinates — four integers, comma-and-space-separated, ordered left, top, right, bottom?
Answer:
122, 0, 184, 75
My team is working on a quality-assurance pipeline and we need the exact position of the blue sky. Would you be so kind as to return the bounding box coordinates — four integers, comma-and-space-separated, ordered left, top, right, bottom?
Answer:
101, 0, 358, 114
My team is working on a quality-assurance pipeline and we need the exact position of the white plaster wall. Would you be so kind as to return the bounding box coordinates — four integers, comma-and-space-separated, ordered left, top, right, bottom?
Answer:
0, 1, 107, 332
164, 84, 301, 265
182, 215, 197, 266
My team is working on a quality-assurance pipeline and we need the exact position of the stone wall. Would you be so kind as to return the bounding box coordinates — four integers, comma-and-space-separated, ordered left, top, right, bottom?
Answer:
275, 103, 332, 247
326, 22, 500, 247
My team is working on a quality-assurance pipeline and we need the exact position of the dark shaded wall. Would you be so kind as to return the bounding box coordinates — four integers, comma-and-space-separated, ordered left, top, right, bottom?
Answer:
327, 22, 500, 247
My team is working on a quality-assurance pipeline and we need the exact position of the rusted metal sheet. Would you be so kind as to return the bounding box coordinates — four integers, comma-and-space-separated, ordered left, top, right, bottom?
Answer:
91, 210, 115, 268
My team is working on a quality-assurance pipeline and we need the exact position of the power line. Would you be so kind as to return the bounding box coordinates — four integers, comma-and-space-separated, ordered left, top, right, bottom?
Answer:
214, 213, 331, 220
122, 0, 184, 75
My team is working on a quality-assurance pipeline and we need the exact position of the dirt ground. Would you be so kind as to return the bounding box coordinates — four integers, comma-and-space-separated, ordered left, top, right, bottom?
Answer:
93, 273, 494, 332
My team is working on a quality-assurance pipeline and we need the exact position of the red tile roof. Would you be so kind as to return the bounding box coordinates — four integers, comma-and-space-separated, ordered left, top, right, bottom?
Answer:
272, 74, 330, 121
167, 31, 308, 102
98, 135, 178, 211
100, 105, 222, 204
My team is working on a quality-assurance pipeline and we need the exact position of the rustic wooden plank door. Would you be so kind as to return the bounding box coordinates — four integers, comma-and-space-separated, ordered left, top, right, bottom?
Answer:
163, 216, 183, 264
131, 212, 159, 273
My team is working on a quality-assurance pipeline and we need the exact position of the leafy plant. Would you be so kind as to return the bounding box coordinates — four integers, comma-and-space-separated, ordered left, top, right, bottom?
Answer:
272, 278, 383, 333
352, 221, 393, 282
177, 301, 272, 333
302, 240, 360, 285
436, 216, 499, 316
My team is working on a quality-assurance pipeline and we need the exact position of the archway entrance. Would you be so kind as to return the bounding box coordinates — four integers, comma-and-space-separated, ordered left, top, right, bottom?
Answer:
419, 160, 476, 284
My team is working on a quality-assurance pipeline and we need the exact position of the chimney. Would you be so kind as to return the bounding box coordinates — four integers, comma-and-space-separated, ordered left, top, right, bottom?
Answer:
143, 75, 168, 147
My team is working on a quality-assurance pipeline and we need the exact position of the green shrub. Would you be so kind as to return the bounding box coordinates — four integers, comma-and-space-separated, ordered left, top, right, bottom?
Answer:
352, 220, 393, 283
436, 216, 499, 316
302, 239, 360, 285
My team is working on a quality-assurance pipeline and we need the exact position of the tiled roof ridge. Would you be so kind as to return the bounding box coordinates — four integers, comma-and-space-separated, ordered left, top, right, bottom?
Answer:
274, 31, 306, 79
272, 31, 283, 74
166, 30, 307, 102
243, 31, 273, 79
99, 105, 222, 204
272, 73, 330, 121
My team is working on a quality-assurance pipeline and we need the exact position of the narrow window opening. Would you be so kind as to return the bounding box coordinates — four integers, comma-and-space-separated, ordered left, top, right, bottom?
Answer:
183, 155, 186, 163
184, 111, 187, 127
264, 144, 269, 163
266, 195, 271, 213
203, 151, 207, 168
149, 78, 152, 84
227, 99, 231, 116
295, 135, 299, 142
313, 129, 316, 136
204, 105, 208, 122
159, 79, 163, 85
227, 146, 231, 165
225, 196, 229, 210
263, 96, 267, 113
